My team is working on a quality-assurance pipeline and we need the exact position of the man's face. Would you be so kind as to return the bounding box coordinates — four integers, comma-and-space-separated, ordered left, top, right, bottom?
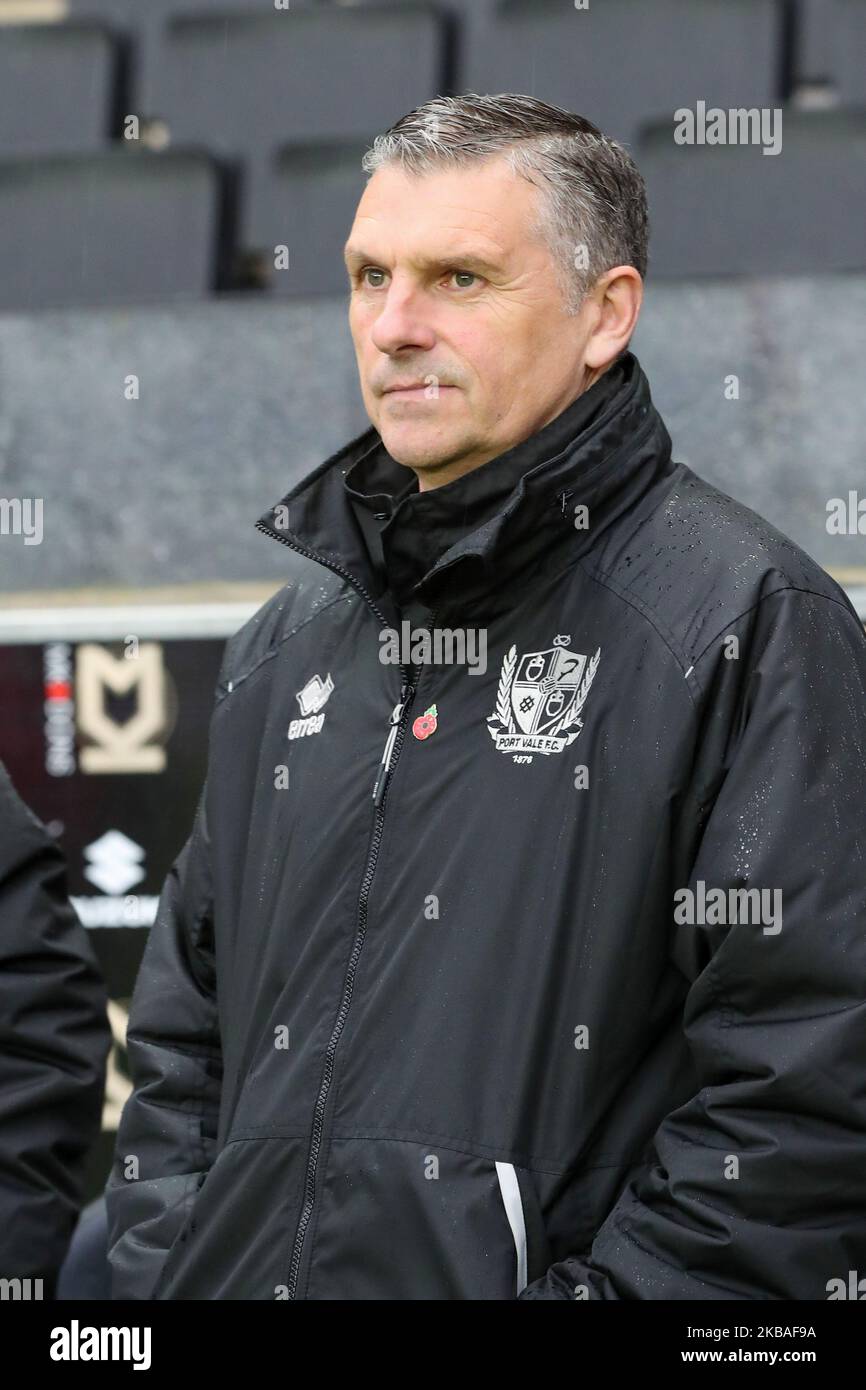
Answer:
344, 155, 600, 489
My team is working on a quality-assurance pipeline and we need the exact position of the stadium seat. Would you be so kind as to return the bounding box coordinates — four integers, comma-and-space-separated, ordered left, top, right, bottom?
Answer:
828, 0, 866, 103
0, 149, 222, 309
66, 0, 283, 112
639, 109, 866, 276
144, 5, 444, 247
794, 0, 834, 84
262, 141, 369, 297
462, 0, 784, 147
0, 21, 117, 155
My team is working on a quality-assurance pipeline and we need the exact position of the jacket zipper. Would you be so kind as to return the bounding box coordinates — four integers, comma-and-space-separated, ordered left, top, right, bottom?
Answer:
372, 696, 407, 806
254, 517, 418, 1298
372, 596, 440, 804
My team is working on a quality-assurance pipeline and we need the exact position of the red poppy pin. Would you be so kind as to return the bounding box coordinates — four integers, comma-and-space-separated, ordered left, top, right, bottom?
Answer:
412, 705, 438, 740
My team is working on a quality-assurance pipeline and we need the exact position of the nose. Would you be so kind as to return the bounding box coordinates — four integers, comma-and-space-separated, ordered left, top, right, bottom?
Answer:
369, 281, 437, 359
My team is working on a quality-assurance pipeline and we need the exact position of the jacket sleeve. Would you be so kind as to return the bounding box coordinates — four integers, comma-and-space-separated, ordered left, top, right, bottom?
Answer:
0, 762, 111, 1292
104, 785, 222, 1300
520, 586, 866, 1299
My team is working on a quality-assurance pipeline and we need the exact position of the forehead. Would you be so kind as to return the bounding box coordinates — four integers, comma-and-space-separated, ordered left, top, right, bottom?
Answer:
345, 155, 541, 266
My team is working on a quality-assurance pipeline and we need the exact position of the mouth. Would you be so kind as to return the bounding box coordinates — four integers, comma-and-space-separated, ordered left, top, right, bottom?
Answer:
382, 385, 457, 400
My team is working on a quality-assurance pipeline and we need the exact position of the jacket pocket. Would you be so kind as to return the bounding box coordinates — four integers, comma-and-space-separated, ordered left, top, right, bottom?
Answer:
150, 1171, 208, 1300
153, 1135, 305, 1299
306, 1135, 553, 1299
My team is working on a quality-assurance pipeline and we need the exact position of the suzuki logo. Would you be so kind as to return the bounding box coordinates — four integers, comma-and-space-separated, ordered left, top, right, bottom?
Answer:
83, 830, 146, 896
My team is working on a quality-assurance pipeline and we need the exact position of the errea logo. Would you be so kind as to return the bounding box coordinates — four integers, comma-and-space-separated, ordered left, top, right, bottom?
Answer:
289, 673, 334, 739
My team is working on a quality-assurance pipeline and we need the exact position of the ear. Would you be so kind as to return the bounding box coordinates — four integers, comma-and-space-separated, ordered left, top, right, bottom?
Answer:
583, 266, 644, 371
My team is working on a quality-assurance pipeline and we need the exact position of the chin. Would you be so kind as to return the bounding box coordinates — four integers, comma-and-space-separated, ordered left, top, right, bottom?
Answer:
378, 424, 457, 471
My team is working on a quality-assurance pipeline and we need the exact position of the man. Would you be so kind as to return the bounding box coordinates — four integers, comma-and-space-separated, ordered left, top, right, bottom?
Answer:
106, 94, 866, 1300
0, 761, 111, 1297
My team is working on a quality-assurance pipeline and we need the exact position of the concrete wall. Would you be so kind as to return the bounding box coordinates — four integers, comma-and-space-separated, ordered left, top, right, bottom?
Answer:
0, 275, 864, 597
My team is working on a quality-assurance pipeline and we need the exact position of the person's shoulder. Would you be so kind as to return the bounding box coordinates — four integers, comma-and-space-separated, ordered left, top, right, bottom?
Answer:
214, 551, 350, 703
587, 461, 859, 666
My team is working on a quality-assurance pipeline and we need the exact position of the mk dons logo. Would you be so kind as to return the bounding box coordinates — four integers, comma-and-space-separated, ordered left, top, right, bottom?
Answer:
487, 635, 601, 756
76, 643, 168, 773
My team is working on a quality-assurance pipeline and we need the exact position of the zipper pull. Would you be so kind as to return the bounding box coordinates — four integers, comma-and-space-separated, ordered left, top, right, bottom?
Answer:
372, 693, 409, 806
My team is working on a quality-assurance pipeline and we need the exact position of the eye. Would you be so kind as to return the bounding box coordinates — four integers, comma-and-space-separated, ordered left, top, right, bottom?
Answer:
358, 267, 387, 288
449, 270, 479, 289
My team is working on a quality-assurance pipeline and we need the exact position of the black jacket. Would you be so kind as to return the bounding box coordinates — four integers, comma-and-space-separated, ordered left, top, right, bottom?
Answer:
106, 353, 866, 1300
0, 762, 111, 1293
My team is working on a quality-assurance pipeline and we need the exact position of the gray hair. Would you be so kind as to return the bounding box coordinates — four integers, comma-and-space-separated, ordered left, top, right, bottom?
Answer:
361, 93, 649, 315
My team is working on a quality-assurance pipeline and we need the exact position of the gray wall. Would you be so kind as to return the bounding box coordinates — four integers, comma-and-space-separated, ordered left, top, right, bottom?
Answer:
0, 275, 864, 596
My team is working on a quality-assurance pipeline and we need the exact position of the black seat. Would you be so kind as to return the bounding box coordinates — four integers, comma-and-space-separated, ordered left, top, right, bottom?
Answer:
793, 0, 834, 84
463, 0, 784, 146
640, 108, 866, 276
146, 5, 444, 247
258, 141, 369, 297
0, 149, 222, 309
0, 21, 117, 155
66, 0, 300, 113
828, 0, 866, 103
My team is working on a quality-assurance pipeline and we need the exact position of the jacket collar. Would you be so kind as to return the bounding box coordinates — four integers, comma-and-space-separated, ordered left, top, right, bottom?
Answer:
256, 351, 675, 619
345, 353, 628, 604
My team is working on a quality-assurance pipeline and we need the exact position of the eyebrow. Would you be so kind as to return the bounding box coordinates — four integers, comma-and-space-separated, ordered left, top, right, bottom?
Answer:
342, 246, 502, 277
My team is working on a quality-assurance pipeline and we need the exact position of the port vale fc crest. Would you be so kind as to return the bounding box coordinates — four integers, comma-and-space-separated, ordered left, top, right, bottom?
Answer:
487, 635, 601, 756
